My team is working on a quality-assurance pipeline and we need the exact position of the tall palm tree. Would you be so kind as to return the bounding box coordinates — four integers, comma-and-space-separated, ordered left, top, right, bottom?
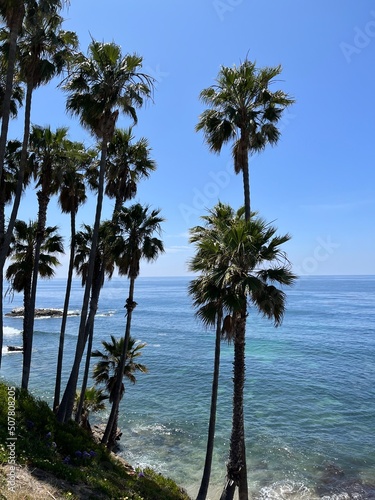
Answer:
53, 144, 95, 412
6, 220, 63, 387
57, 40, 154, 424
188, 277, 225, 500
0, 0, 25, 180
189, 242, 240, 500
0, 0, 69, 181
101, 203, 164, 448
189, 203, 243, 500
92, 334, 147, 446
190, 203, 296, 500
0, 138, 31, 367
196, 59, 294, 222
73, 220, 118, 425
20, 125, 69, 390
105, 127, 156, 215
0, 1, 77, 272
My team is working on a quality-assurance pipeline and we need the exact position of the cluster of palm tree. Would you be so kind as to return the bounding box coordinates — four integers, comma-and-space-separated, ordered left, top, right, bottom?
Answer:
1, 2, 297, 496
0, 0, 164, 450
191, 60, 296, 500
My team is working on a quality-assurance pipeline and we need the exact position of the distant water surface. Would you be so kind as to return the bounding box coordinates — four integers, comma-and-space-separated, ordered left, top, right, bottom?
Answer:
1, 276, 375, 499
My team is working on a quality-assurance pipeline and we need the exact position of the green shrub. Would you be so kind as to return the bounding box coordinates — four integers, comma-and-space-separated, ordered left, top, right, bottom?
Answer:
0, 382, 190, 499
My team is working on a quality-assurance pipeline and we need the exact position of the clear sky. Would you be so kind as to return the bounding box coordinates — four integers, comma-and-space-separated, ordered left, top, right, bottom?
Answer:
6, 0, 375, 277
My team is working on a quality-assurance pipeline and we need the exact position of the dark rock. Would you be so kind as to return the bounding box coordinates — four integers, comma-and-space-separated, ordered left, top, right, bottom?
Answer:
7, 345, 23, 352
5, 308, 79, 318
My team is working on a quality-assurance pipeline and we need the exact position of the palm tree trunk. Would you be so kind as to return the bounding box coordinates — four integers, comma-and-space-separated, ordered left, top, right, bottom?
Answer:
75, 271, 103, 424
53, 209, 76, 411
102, 276, 136, 448
242, 152, 251, 223
22, 190, 49, 390
75, 318, 94, 425
22, 280, 32, 389
0, 81, 33, 270
220, 308, 248, 500
196, 308, 223, 500
108, 405, 119, 450
0, 186, 6, 368
0, 81, 32, 365
0, 3, 25, 181
57, 140, 107, 423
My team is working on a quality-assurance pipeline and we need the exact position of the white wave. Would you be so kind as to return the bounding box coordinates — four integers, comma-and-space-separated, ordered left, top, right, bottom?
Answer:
3, 326, 22, 336
151, 344, 161, 348
257, 480, 312, 499
96, 311, 115, 317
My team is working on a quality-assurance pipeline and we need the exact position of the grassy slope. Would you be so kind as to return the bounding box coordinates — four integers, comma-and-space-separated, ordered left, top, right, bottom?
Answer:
0, 382, 190, 499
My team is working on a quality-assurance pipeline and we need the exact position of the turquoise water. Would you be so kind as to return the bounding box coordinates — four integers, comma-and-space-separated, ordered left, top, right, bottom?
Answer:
1, 276, 375, 499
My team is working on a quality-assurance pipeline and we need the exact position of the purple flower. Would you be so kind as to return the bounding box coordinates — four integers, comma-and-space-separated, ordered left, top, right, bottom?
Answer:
83, 451, 90, 459
63, 456, 70, 464
45, 432, 52, 439
138, 471, 145, 478
74, 450, 82, 458
89, 450, 97, 458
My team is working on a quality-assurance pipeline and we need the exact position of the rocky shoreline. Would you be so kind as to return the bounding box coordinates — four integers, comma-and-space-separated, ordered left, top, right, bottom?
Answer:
5, 307, 80, 318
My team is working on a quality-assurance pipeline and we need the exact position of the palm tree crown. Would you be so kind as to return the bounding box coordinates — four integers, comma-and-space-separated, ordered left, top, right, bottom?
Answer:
196, 59, 294, 221
92, 335, 147, 404
6, 220, 63, 293
115, 203, 165, 280
105, 127, 156, 214
190, 203, 296, 323
63, 41, 154, 141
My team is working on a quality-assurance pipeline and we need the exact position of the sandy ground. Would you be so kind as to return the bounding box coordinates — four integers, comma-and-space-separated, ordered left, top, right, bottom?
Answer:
0, 453, 136, 499
0, 463, 95, 499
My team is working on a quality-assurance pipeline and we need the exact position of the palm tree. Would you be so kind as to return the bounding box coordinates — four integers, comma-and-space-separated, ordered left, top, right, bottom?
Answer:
101, 203, 164, 448
0, 138, 31, 367
53, 144, 95, 412
189, 249, 239, 500
0, 1, 77, 272
196, 59, 294, 222
73, 386, 107, 433
188, 277, 224, 500
20, 125, 69, 390
92, 334, 147, 447
189, 203, 296, 500
105, 127, 156, 215
73, 221, 118, 425
57, 40, 154, 424
189, 203, 242, 500
0, 40, 24, 120
6, 220, 63, 387
0, 0, 25, 180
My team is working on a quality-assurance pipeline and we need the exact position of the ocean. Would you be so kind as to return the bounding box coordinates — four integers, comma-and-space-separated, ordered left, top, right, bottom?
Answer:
1, 275, 375, 499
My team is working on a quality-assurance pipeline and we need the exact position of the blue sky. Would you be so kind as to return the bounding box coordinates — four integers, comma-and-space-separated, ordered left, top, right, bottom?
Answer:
7, 0, 375, 277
